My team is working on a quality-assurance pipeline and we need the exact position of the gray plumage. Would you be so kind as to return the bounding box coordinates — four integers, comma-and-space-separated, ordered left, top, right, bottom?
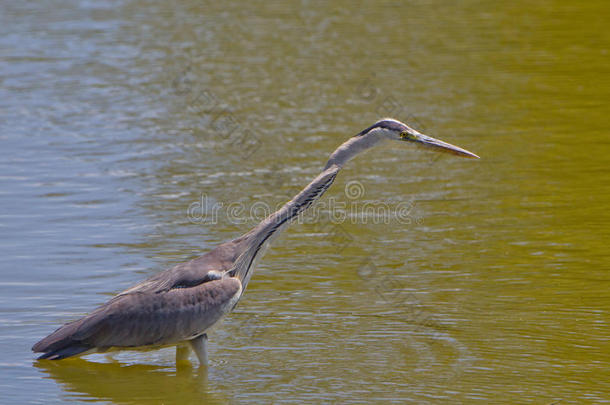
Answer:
32, 118, 478, 365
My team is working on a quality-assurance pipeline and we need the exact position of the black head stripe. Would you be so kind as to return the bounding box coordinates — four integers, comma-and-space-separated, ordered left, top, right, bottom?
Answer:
355, 120, 406, 137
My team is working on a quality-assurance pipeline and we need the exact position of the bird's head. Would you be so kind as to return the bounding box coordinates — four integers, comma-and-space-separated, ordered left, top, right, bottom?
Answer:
356, 118, 480, 159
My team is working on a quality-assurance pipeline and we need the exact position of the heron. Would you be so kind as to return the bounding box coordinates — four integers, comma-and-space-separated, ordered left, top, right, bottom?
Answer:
32, 118, 479, 366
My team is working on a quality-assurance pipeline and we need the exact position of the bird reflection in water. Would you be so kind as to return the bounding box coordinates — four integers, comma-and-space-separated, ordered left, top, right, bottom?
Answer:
34, 357, 229, 404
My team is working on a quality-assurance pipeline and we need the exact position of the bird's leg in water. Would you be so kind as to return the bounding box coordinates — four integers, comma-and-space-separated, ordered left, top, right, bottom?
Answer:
104, 353, 119, 363
176, 343, 192, 363
189, 334, 208, 366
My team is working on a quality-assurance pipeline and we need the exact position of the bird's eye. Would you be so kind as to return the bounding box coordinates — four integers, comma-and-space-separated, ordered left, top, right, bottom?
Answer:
400, 131, 418, 140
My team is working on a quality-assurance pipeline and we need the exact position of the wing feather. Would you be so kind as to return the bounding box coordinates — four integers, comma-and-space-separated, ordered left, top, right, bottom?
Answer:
119, 241, 246, 295
33, 278, 242, 354
86, 278, 242, 347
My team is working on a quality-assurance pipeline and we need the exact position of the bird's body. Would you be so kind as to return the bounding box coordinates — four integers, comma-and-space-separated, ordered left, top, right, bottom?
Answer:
33, 118, 478, 365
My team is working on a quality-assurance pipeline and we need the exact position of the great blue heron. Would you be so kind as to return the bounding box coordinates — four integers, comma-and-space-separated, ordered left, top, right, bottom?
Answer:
33, 118, 479, 365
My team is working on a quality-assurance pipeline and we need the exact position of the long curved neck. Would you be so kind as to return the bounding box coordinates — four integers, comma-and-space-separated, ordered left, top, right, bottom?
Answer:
232, 133, 383, 287
325, 133, 384, 169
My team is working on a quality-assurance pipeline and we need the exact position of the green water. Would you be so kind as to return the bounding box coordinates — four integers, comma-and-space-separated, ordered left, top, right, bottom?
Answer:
1, 1, 609, 403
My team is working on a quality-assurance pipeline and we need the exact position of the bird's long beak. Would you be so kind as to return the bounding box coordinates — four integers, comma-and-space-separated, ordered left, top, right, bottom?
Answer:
403, 131, 480, 159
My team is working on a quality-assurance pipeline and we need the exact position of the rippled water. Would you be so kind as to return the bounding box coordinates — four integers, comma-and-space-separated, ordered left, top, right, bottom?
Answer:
1, 1, 609, 403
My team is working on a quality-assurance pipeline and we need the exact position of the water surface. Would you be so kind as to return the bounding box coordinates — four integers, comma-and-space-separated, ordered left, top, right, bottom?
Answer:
1, 1, 609, 403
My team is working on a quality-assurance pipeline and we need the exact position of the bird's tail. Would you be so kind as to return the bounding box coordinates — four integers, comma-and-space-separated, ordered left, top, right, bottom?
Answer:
32, 319, 93, 360
36, 344, 92, 360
